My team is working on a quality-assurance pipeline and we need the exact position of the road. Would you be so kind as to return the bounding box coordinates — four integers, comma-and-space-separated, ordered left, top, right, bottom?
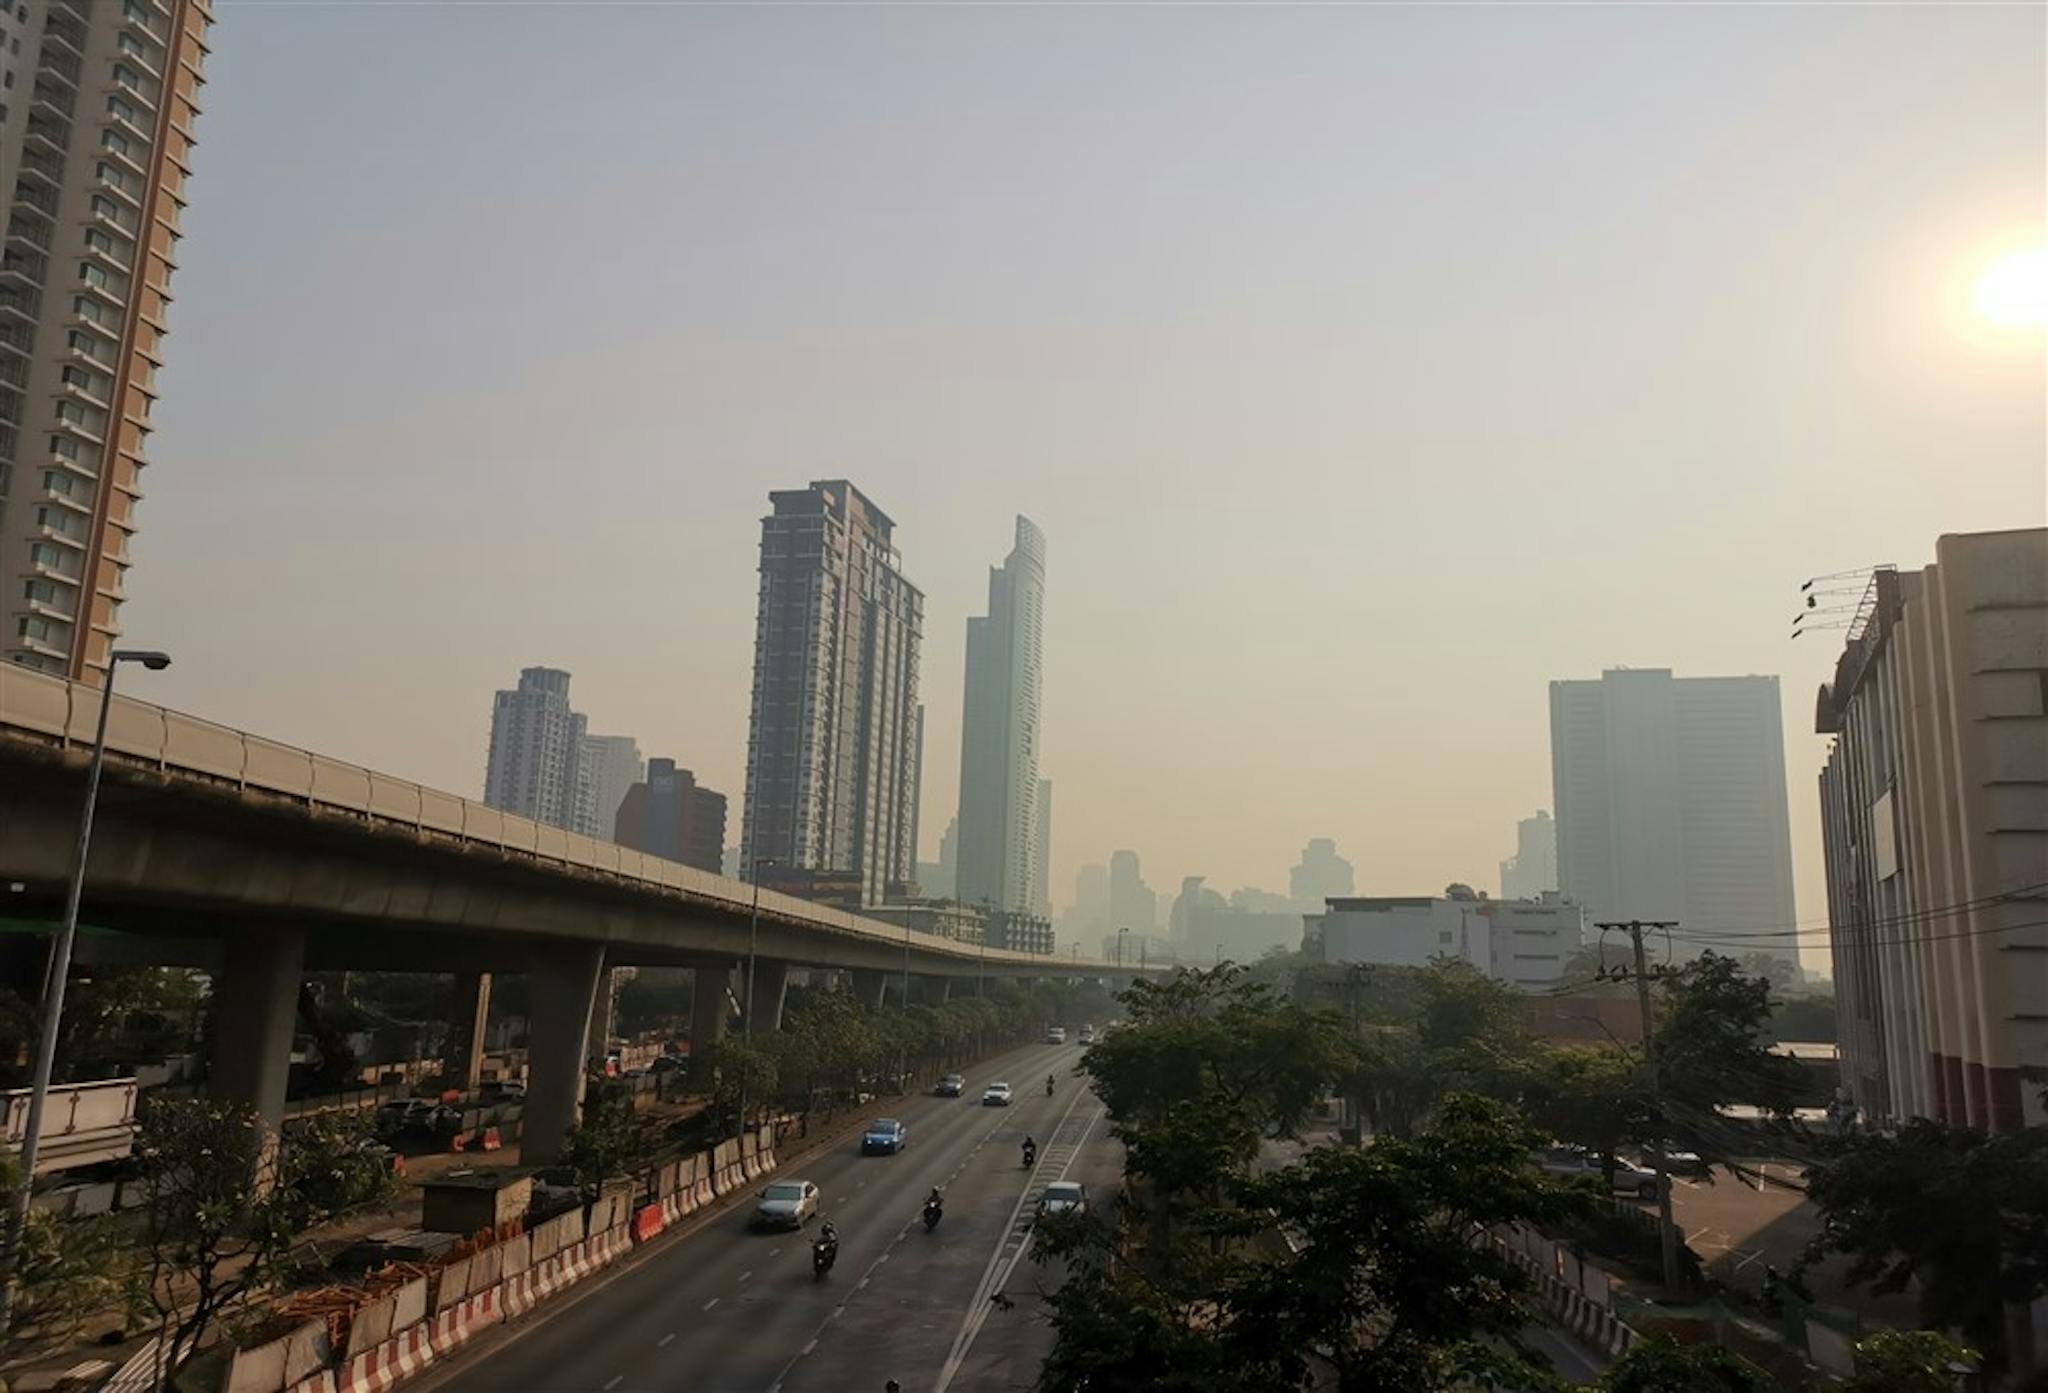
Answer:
425, 1039, 1116, 1393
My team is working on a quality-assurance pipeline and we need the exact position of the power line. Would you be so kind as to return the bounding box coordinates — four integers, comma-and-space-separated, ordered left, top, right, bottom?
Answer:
1656, 881, 2048, 942
1668, 913, 2048, 954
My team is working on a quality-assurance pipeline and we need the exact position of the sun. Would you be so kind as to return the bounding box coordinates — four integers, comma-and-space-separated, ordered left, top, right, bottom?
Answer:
1972, 244, 2048, 328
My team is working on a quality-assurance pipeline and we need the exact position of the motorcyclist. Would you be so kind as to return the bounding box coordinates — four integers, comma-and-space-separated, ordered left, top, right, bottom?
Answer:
1021, 1135, 1037, 1164
926, 1186, 943, 1209
1046, 1074, 1056, 1097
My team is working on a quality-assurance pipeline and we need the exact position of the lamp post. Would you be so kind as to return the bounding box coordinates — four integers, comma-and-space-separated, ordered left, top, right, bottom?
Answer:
0, 650, 170, 1328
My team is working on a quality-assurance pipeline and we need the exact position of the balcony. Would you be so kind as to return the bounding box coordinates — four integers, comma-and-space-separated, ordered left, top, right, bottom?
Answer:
77, 276, 125, 314
98, 141, 146, 182
0, 290, 41, 325
0, 357, 25, 390
51, 412, 104, 448
12, 182, 58, 217
18, 151, 65, 188
32, 86, 76, 124
33, 517, 88, 550
83, 239, 132, 277
23, 120, 67, 156
95, 173, 143, 214
115, 39, 164, 84
5, 213, 52, 254
43, 12, 88, 55
38, 47, 81, 90
0, 323, 34, 358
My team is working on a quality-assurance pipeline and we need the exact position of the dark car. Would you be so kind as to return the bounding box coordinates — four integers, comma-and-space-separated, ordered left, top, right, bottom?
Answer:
935, 1074, 965, 1098
862, 1118, 908, 1154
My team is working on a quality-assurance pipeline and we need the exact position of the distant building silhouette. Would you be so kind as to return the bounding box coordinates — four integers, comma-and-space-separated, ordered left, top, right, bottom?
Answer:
576, 734, 643, 842
1289, 838, 1355, 909
1108, 850, 1157, 935
1031, 779, 1053, 918
956, 517, 1047, 914
1550, 668, 1797, 978
1498, 811, 1557, 901
1067, 861, 1110, 938
742, 481, 924, 907
613, 759, 726, 874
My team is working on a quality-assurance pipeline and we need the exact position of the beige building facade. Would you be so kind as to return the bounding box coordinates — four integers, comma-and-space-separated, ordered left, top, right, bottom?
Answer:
0, 0, 211, 682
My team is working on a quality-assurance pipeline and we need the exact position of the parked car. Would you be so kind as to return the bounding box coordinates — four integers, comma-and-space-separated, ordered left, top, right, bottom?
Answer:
982, 1082, 1013, 1107
862, 1118, 908, 1154
1534, 1145, 1664, 1200
528, 1165, 587, 1214
649, 1055, 685, 1076
1045, 1027, 1067, 1044
935, 1074, 966, 1098
1038, 1182, 1088, 1218
753, 1179, 820, 1231
1633, 1142, 1709, 1178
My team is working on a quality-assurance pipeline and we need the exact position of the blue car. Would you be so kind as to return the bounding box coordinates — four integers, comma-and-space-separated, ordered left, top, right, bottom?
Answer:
861, 1118, 907, 1155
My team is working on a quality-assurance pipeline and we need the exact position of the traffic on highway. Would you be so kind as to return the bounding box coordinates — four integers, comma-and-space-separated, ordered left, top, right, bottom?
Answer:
418, 1039, 1111, 1393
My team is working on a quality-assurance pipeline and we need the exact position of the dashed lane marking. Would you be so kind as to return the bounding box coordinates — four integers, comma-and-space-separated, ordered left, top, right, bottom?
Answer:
602, 1376, 622, 1391
657, 1332, 676, 1348
702, 1298, 719, 1311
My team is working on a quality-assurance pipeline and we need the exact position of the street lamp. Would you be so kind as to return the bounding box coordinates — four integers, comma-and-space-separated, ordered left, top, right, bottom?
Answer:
0, 649, 170, 1326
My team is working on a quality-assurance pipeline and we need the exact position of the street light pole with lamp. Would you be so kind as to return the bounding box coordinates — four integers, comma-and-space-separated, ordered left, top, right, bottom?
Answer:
0, 649, 170, 1329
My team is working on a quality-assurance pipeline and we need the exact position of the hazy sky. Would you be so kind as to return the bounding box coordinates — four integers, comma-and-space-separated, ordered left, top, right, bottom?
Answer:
123, 3, 2044, 974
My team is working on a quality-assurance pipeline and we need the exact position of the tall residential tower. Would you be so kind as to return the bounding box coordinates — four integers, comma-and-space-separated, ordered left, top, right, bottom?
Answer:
0, 0, 214, 681
955, 515, 1046, 913
742, 480, 923, 906
1549, 668, 1798, 976
482, 666, 587, 829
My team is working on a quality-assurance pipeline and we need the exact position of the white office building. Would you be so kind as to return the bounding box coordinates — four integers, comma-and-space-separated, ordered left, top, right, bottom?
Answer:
1550, 668, 1798, 978
1500, 811, 1558, 901
955, 516, 1047, 913
1308, 885, 1586, 990
574, 733, 643, 842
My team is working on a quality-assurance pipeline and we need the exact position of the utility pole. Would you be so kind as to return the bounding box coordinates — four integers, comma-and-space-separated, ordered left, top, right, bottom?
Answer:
1597, 919, 1683, 1294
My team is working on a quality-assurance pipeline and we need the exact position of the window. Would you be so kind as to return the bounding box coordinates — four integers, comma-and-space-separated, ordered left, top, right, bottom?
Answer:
42, 469, 75, 495
116, 33, 147, 59
28, 542, 59, 568
3, 72, 12, 90
96, 162, 134, 193
23, 579, 57, 605
107, 95, 137, 123
54, 399, 84, 425
60, 364, 94, 392
18, 616, 54, 642
100, 129, 130, 157
89, 196, 120, 224
84, 227, 119, 259
1438, 931, 1453, 944
123, 0, 151, 20
78, 263, 109, 290
111, 64, 139, 91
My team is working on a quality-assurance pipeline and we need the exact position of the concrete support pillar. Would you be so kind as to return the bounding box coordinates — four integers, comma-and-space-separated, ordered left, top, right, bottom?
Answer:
688, 962, 737, 1092
851, 969, 888, 1007
521, 941, 606, 1166
747, 959, 791, 1033
445, 971, 492, 1093
208, 925, 307, 1140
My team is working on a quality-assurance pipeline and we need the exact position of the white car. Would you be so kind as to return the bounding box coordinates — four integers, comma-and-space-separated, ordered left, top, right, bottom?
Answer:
1535, 1146, 1664, 1200
1045, 1027, 1067, 1044
1038, 1181, 1088, 1217
982, 1082, 1013, 1107
753, 1179, 820, 1230
1078, 1024, 1096, 1044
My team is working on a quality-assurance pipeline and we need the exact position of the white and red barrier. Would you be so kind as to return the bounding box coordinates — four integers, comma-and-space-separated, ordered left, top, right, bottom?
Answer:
287, 1373, 339, 1393
337, 1323, 435, 1393
501, 1271, 536, 1319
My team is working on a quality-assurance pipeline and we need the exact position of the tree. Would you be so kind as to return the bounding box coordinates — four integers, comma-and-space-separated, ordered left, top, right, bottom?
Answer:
1522, 1043, 1647, 1184
1844, 1330, 1979, 1392
1595, 1336, 1774, 1392
1800, 1120, 2048, 1365
0, 1154, 134, 1363
706, 1040, 778, 1131
1650, 952, 1805, 1167
559, 1094, 643, 1197
134, 1097, 389, 1388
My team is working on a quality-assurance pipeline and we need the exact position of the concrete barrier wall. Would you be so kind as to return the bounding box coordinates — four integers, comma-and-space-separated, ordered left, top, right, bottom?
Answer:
389, 1279, 428, 1335
345, 1296, 396, 1358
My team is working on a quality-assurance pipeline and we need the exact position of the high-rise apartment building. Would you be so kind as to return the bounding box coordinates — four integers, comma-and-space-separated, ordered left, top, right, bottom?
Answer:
955, 516, 1046, 914
1108, 849, 1156, 934
1549, 668, 1798, 977
575, 733, 642, 841
614, 758, 726, 874
1030, 777, 1052, 917
0, 0, 213, 682
483, 667, 586, 829
1289, 838, 1355, 909
743, 480, 923, 907
1816, 533, 2048, 1132
1499, 811, 1558, 901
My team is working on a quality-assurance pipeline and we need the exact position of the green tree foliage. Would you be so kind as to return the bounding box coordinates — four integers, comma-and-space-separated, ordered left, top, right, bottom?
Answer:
135, 1098, 389, 1386
1801, 1119, 2048, 1364
1844, 1330, 1980, 1392
1653, 953, 1803, 1121
1594, 1336, 1775, 1392
0, 1154, 135, 1361
560, 1093, 646, 1196
1766, 991, 1837, 1046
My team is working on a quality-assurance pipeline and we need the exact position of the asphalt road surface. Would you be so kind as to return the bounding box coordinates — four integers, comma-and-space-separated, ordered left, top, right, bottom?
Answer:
423, 1039, 1114, 1393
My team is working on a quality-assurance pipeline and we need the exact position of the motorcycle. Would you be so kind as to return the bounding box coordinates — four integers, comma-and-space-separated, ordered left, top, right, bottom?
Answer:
1021, 1143, 1037, 1169
812, 1238, 837, 1279
1046, 1076, 1056, 1098
922, 1199, 943, 1232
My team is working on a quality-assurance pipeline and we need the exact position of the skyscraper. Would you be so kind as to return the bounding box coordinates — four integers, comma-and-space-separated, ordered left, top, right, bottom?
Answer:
0, 0, 215, 682
1031, 778, 1053, 917
955, 516, 1047, 914
743, 480, 924, 906
1549, 669, 1797, 973
1108, 850, 1156, 934
614, 758, 727, 874
1288, 838, 1355, 909
1499, 811, 1558, 900
483, 667, 586, 829
575, 733, 643, 841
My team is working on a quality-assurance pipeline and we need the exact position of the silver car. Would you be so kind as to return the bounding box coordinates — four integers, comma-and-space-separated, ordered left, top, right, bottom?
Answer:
753, 1179, 820, 1230
1038, 1181, 1088, 1217
1535, 1146, 1664, 1200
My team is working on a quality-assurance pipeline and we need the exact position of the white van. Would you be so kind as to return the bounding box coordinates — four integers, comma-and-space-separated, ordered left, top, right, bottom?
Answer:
1045, 1026, 1067, 1044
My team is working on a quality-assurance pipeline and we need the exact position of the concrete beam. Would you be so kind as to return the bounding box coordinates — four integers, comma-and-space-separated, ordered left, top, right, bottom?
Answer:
688, 961, 737, 1091
207, 925, 306, 1140
850, 969, 888, 1008
445, 972, 491, 1093
521, 941, 606, 1166
747, 959, 791, 1033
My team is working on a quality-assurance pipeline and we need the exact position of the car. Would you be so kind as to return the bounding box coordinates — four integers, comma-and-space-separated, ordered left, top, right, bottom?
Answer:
1038, 1181, 1088, 1217
935, 1074, 966, 1098
753, 1179, 820, 1230
528, 1165, 587, 1215
1045, 1027, 1067, 1044
1633, 1142, 1709, 1178
1535, 1145, 1664, 1200
649, 1055, 685, 1075
1078, 1024, 1096, 1044
862, 1118, 908, 1154
982, 1082, 1013, 1107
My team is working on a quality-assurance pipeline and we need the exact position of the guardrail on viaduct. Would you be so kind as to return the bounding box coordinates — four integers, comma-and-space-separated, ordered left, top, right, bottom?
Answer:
0, 666, 1087, 972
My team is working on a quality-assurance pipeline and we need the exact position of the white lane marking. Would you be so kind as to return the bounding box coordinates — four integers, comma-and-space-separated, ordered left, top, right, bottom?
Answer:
769, 1248, 781, 1258
602, 1376, 623, 1391
799, 1338, 818, 1357
935, 1096, 1102, 1393
657, 1332, 676, 1348
738, 1270, 752, 1283
702, 1298, 719, 1311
